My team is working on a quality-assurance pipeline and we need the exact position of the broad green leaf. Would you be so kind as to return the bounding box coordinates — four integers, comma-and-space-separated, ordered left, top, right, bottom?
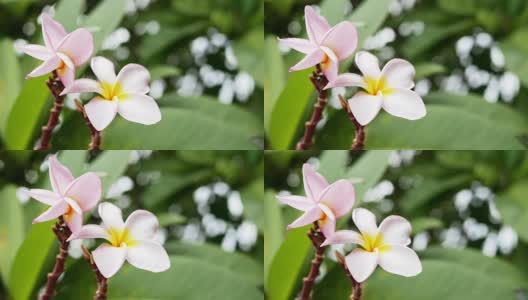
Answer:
496, 180, 528, 243
234, 26, 264, 87
345, 151, 391, 203
150, 65, 181, 81
414, 63, 447, 79
437, 0, 480, 16
0, 185, 24, 287
56, 255, 263, 300
241, 178, 264, 231
87, 150, 131, 193
501, 27, 528, 87
317, 150, 349, 182
80, 0, 127, 51
264, 36, 285, 131
264, 191, 283, 288
411, 217, 444, 233
0, 39, 21, 137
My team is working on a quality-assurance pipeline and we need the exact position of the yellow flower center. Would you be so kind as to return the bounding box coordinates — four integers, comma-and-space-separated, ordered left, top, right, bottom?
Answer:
321, 53, 331, 71
361, 232, 390, 252
63, 205, 74, 222
108, 227, 136, 247
365, 76, 393, 96
100, 81, 127, 101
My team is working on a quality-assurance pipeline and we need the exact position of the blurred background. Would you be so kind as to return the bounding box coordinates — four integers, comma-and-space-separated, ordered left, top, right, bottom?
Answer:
264, 0, 528, 149
0, 150, 263, 299
265, 150, 528, 299
0, 0, 263, 150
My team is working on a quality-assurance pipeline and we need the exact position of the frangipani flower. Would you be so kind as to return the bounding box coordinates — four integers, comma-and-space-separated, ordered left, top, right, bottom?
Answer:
278, 6, 358, 82
16, 13, 94, 87
69, 202, 171, 278
322, 208, 422, 282
276, 163, 355, 237
27, 155, 102, 233
326, 51, 427, 125
61, 56, 162, 131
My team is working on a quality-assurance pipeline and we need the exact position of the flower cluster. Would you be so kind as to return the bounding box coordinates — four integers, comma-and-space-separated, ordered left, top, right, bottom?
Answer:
277, 163, 421, 283
28, 155, 170, 278
17, 12, 161, 131
279, 6, 426, 126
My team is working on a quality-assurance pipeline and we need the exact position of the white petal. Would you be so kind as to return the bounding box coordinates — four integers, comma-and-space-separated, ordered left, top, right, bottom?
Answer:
321, 230, 363, 246
125, 210, 160, 241
117, 94, 161, 126
381, 58, 415, 89
91, 56, 117, 84
68, 224, 109, 241
61, 79, 102, 96
382, 88, 426, 121
26, 56, 61, 78
378, 245, 422, 277
98, 202, 125, 231
278, 38, 316, 54
27, 189, 59, 206
355, 51, 381, 79
289, 49, 325, 72
276, 195, 313, 210
93, 243, 127, 278
345, 248, 379, 283
48, 155, 74, 195
378, 216, 412, 246
287, 206, 322, 230
325, 73, 366, 89
347, 92, 383, 126
84, 97, 118, 131
17, 44, 52, 60
352, 208, 378, 237
126, 240, 170, 273
304, 6, 331, 44
302, 163, 328, 201
116, 64, 151, 94
32, 201, 68, 224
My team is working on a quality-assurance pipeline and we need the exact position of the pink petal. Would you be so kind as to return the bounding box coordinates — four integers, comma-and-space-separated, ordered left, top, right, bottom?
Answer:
355, 51, 381, 79
33, 201, 68, 224
347, 92, 383, 126
320, 46, 339, 82
381, 89, 426, 121
61, 79, 102, 96
48, 155, 74, 195
277, 38, 316, 54
116, 64, 151, 94
84, 97, 118, 131
93, 243, 127, 278
287, 206, 322, 230
65, 210, 83, 234
27, 189, 59, 206
321, 230, 363, 247
378, 245, 422, 277
56, 52, 74, 69
317, 179, 355, 218
26, 56, 61, 78
125, 210, 159, 241
57, 64, 75, 88
17, 44, 52, 60
380, 58, 415, 89
325, 73, 366, 89
302, 163, 328, 201
304, 6, 331, 45
117, 94, 161, 126
98, 202, 125, 231
64, 172, 102, 212
68, 224, 109, 242
378, 216, 412, 246
352, 208, 378, 237
126, 240, 170, 273
91, 56, 117, 84
345, 248, 379, 283
276, 195, 313, 210
289, 49, 325, 72
41, 13, 67, 50
318, 204, 336, 238
321, 21, 357, 61
64, 197, 82, 214
57, 28, 94, 66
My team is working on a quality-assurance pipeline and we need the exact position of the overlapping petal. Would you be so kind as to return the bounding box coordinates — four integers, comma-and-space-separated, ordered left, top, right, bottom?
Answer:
98, 202, 125, 231
287, 206, 322, 229
61, 79, 102, 95
348, 92, 383, 126
117, 94, 162, 125
64, 172, 102, 211
380, 58, 415, 90
318, 179, 355, 218
33, 201, 68, 224
302, 163, 328, 201
116, 64, 151, 94
381, 89, 426, 121
126, 240, 171, 273
26, 56, 61, 78
321, 230, 363, 246
378, 245, 422, 277
49, 155, 74, 195
91, 56, 117, 84
276, 195, 313, 210
85, 97, 119, 131
355, 51, 381, 80
17, 44, 51, 60
125, 210, 159, 241
57, 28, 94, 66
378, 215, 412, 246
68, 224, 109, 241
278, 38, 315, 54
321, 21, 357, 61
26, 189, 59, 206
352, 208, 378, 237
304, 6, 331, 44
345, 248, 379, 283
93, 244, 127, 278
325, 73, 366, 89
41, 13, 67, 49
289, 49, 325, 72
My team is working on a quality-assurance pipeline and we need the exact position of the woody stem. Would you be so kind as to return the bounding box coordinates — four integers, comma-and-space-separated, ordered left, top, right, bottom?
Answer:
296, 222, 326, 300
36, 71, 65, 150
81, 246, 108, 300
338, 95, 365, 150
336, 251, 363, 300
74, 99, 101, 150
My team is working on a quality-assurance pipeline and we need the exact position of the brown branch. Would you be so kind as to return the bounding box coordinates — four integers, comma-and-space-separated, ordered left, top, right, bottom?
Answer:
296, 65, 329, 150
36, 71, 65, 150
39, 216, 71, 300
336, 251, 362, 300
74, 99, 102, 151
82, 246, 108, 300
338, 95, 365, 150
296, 222, 326, 300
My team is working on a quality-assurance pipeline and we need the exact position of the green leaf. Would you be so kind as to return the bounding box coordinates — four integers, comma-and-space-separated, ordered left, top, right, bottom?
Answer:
241, 178, 264, 231
0, 39, 21, 137
496, 179, 528, 243
317, 150, 349, 182
414, 63, 447, 79
0, 185, 24, 288
80, 0, 127, 51
150, 65, 181, 81
264, 36, 285, 132
411, 217, 444, 233
233, 26, 264, 87
345, 151, 391, 203
437, 0, 479, 16
264, 191, 283, 288
501, 27, 528, 87
87, 150, 132, 192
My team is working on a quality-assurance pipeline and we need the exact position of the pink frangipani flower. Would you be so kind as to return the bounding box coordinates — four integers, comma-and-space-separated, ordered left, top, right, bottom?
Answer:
27, 155, 102, 233
61, 56, 162, 131
69, 202, 171, 278
322, 208, 422, 283
16, 13, 94, 87
276, 163, 355, 237
325, 51, 426, 125
278, 6, 358, 82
